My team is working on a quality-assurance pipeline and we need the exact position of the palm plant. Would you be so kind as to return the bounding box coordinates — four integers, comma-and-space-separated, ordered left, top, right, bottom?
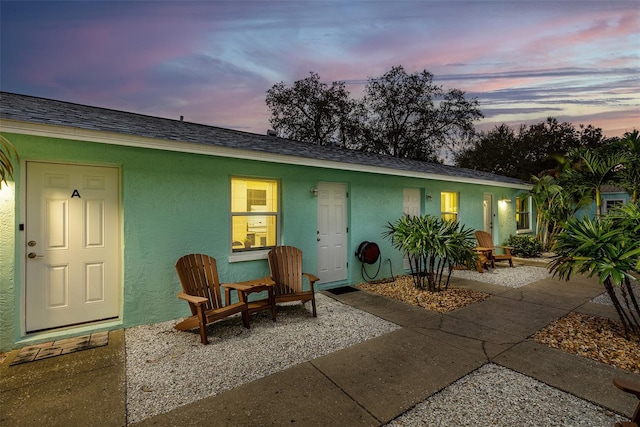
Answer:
383, 214, 477, 291
617, 130, 640, 203
565, 147, 628, 219
549, 203, 640, 339
0, 135, 18, 188
529, 174, 591, 251
530, 175, 562, 251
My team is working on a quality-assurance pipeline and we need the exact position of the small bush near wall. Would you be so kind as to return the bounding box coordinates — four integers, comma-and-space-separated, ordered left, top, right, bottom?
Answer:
506, 235, 542, 258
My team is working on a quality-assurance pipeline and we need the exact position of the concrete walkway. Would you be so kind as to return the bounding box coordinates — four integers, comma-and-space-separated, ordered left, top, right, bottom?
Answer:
1, 273, 638, 426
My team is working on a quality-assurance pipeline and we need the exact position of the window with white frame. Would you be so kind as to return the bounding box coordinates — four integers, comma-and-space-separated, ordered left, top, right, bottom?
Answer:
441, 192, 458, 222
516, 196, 531, 231
231, 177, 279, 252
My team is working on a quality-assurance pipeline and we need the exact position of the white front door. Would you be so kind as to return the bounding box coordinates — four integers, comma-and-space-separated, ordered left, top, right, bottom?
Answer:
316, 182, 348, 284
25, 162, 120, 332
483, 193, 494, 236
403, 188, 421, 269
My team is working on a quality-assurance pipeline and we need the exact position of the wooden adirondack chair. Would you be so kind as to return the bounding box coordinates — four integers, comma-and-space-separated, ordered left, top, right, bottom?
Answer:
474, 230, 514, 267
614, 377, 640, 427
175, 254, 250, 344
268, 246, 319, 317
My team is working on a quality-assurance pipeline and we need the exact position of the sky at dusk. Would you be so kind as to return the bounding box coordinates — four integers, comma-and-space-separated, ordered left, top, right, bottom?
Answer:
1, 0, 639, 138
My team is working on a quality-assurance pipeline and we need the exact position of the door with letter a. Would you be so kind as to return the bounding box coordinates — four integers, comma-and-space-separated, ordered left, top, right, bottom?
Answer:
25, 162, 120, 332
316, 182, 348, 284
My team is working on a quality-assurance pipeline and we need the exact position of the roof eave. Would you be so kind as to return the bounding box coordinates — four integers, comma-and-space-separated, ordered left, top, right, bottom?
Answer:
0, 118, 531, 190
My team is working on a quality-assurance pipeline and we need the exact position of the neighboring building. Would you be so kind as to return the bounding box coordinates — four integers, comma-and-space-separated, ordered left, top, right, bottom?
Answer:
0, 92, 530, 351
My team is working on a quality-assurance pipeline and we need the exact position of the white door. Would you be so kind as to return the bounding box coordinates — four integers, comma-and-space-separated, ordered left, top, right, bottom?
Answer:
317, 182, 348, 284
483, 193, 494, 237
403, 188, 421, 269
25, 162, 120, 332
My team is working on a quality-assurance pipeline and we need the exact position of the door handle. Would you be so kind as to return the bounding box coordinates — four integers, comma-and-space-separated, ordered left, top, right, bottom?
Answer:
28, 252, 43, 259
317, 238, 321, 241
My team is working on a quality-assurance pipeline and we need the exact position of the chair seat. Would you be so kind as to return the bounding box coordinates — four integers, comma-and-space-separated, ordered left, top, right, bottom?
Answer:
174, 299, 247, 332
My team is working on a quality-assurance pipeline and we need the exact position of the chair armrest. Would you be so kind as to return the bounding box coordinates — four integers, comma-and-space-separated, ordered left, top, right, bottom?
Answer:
495, 245, 513, 255
614, 377, 640, 399
177, 292, 208, 306
303, 272, 320, 284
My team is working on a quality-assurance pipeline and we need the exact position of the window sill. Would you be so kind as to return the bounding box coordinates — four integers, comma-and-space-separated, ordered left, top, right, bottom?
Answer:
516, 229, 533, 235
229, 250, 269, 263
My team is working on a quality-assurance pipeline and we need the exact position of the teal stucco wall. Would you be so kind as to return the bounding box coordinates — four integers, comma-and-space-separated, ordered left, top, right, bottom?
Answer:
0, 132, 525, 350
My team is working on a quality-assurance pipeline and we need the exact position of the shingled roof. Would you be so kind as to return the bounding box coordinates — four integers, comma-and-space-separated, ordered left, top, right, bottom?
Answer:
0, 92, 528, 187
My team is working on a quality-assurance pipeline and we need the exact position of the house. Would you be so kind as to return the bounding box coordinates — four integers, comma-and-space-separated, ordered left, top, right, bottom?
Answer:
0, 92, 530, 351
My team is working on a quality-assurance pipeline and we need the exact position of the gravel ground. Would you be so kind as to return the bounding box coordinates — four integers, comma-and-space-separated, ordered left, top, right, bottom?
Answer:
125, 293, 399, 424
387, 364, 626, 427
591, 281, 640, 305
451, 264, 551, 288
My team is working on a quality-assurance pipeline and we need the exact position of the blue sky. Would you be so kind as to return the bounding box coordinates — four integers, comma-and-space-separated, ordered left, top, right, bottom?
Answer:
1, 0, 638, 137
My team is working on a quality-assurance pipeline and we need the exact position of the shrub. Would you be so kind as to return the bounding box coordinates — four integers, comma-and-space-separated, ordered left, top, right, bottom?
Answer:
506, 234, 542, 258
383, 214, 477, 291
549, 202, 640, 339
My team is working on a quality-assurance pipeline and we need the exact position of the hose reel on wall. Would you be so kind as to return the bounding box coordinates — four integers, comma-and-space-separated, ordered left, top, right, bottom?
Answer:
356, 241, 381, 282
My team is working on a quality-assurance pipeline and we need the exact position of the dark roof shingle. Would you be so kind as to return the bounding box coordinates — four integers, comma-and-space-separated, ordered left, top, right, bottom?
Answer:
0, 92, 527, 186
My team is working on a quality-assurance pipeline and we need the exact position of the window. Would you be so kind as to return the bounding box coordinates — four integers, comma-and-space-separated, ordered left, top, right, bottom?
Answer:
231, 178, 279, 252
516, 196, 531, 231
441, 192, 458, 222
604, 199, 625, 214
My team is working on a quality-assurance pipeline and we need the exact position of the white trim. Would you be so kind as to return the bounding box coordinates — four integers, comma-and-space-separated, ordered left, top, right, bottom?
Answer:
229, 250, 268, 263
516, 228, 533, 235
1, 119, 532, 190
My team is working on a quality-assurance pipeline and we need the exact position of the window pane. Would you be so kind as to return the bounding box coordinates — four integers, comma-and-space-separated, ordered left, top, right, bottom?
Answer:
442, 213, 458, 222
232, 215, 277, 251
232, 179, 278, 213
517, 213, 529, 230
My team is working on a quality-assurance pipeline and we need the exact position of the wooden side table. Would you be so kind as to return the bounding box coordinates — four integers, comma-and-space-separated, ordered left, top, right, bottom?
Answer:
225, 276, 277, 322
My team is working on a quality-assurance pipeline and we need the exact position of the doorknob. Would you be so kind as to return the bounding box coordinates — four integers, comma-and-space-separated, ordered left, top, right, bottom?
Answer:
28, 252, 43, 259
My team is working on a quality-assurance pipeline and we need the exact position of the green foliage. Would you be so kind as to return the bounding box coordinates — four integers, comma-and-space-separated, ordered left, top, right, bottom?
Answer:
529, 175, 591, 252
505, 235, 542, 258
616, 129, 640, 203
455, 118, 611, 181
0, 135, 18, 187
549, 203, 640, 339
265, 65, 482, 163
564, 147, 629, 218
357, 66, 482, 162
382, 214, 477, 291
265, 72, 356, 147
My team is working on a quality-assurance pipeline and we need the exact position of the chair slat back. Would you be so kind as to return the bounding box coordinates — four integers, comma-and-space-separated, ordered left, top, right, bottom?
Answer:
175, 254, 224, 314
268, 246, 304, 295
475, 230, 494, 249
